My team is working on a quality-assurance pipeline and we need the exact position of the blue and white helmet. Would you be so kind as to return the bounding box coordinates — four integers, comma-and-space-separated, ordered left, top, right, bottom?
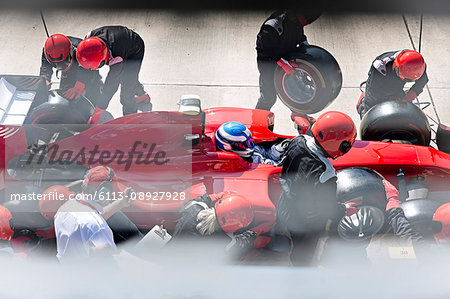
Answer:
215, 122, 255, 158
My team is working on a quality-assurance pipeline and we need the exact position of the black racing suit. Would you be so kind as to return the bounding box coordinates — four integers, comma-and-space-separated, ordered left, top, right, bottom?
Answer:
39, 36, 102, 106
171, 194, 260, 260
255, 10, 309, 111
250, 139, 290, 165
359, 50, 429, 118
275, 135, 345, 266
87, 26, 146, 115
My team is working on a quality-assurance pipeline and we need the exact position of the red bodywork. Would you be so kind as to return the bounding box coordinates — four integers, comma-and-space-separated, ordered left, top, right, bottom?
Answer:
2, 107, 450, 236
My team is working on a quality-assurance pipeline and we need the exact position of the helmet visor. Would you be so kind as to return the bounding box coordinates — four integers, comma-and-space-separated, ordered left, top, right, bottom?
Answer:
339, 140, 353, 155
229, 138, 255, 152
53, 50, 74, 72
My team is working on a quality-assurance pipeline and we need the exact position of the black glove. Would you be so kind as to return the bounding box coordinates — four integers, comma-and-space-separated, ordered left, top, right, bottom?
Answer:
234, 230, 257, 249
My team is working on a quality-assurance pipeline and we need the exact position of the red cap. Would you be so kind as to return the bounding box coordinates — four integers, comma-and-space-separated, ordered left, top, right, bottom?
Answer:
311, 111, 356, 159
393, 50, 425, 81
76, 37, 110, 70
215, 194, 254, 233
44, 34, 74, 72
433, 202, 450, 244
0, 205, 14, 241
84, 166, 128, 193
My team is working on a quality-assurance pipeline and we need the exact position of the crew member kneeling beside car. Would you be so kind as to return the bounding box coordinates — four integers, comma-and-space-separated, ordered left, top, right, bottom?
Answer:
170, 191, 274, 261
49, 166, 138, 263
357, 49, 428, 118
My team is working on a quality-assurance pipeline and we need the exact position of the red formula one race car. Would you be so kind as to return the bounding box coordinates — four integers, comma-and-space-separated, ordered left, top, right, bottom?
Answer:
0, 75, 449, 256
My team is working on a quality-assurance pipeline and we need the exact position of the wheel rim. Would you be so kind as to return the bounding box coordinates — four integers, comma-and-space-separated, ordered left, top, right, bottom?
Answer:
281, 69, 316, 104
338, 206, 385, 242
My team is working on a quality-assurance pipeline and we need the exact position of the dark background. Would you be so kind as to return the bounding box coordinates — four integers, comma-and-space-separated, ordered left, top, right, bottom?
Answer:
1, 0, 450, 14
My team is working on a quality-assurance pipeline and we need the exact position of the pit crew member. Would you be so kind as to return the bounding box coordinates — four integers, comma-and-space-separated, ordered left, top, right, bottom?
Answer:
276, 111, 357, 266
357, 49, 428, 118
170, 192, 274, 260
54, 166, 137, 263
0, 205, 15, 258
40, 34, 103, 105
255, 8, 323, 111
215, 121, 289, 165
76, 26, 151, 115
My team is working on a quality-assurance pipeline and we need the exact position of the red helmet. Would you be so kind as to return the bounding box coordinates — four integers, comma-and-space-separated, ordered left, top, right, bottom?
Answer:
0, 205, 14, 241
76, 37, 110, 70
215, 194, 254, 233
39, 185, 75, 220
433, 202, 450, 244
311, 111, 356, 159
44, 34, 74, 72
393, 50, 425, 81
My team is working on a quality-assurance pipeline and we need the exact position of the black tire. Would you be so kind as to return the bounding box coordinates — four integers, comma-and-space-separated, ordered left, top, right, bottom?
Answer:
401, 199, 443, 239
274, 45, 342, 114
336, 167, 387, 210
27, 90, 95, 125
336, 167, 388, 243
437, 123, 450, 154
360, 101, 431, 146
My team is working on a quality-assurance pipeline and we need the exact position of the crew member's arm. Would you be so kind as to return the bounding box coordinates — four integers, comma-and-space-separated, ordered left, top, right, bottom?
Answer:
383, 179, 427, 246
404, 68, 429, 102
39, 49, 53, 84
101, 187, 134, 220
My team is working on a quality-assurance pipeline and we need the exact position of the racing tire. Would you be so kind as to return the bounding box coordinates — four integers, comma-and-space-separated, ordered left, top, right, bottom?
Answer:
401, 199, 443, 239
360, 101, 431, 146
336, 167, 388, 243
437, 123, 450, 154
27, 90, 95, 125
274, 45, 342, 114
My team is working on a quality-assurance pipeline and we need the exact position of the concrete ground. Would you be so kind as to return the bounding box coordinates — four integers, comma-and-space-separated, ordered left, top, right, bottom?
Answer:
0, 9, 449, 136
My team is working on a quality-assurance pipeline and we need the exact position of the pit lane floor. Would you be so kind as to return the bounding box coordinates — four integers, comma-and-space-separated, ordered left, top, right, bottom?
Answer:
0, 10, 449, 135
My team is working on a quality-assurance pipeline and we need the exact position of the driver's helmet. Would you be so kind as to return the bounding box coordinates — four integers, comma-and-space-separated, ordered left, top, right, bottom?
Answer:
215, 122, 255, 158
393, 50, 425, 81
44, 34, 74, 72
311, 111, 356, 159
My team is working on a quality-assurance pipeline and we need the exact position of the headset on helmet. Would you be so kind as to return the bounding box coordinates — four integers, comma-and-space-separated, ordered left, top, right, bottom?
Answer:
433, 202, 450, 244
39, 185, 75, 221
393, 50, 425, 81
311, 111, 357, 159
44, 34, 74, 72
76, 37, 110, 70
0, 205, 14, 241
215, 194, 254, 233
215, 122, 255, 158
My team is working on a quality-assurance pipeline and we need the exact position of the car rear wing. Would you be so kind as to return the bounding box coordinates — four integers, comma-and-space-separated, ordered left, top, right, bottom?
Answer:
0, 75, 48, 125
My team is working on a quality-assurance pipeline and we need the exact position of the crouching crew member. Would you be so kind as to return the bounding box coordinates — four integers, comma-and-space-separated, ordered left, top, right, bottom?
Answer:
76, 26, 151, 115
53, 166, 138, 263
276, 111, 357, 266
171, 192, 274, 260
357, 49, 428, 118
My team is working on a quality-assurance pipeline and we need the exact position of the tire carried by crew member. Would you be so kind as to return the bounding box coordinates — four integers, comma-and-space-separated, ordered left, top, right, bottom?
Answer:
274, 45, 342, 114
360, 101, 431, 146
